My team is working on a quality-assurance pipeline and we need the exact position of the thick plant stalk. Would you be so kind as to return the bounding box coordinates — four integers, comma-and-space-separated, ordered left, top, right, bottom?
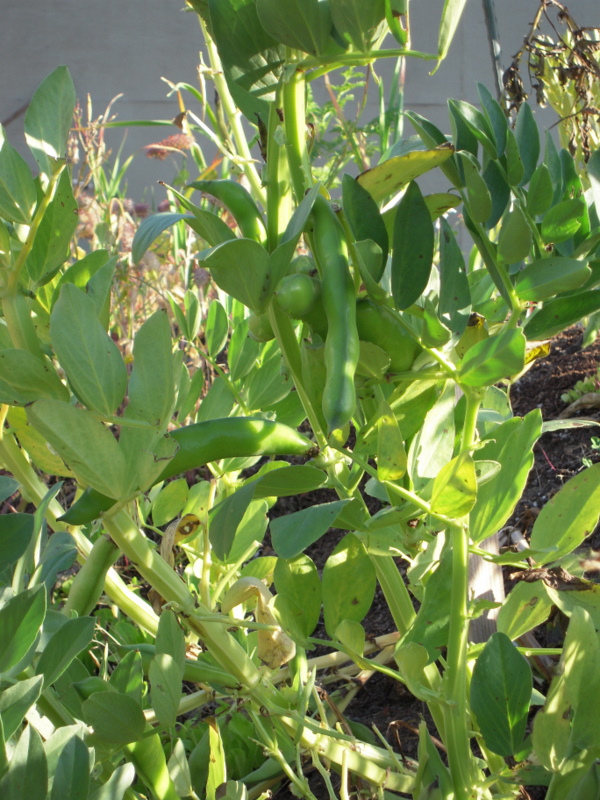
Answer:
282, 58, 312, 201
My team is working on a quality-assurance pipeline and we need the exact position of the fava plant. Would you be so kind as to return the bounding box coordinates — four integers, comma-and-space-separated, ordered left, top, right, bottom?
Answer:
2, 3, 600, 800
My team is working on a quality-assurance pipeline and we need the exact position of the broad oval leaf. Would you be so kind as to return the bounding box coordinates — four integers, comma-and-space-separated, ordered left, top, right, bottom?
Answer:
82, 691, 146, 746
132, 212, 192, 264
0, 586, 46, 674
256, 0, 332, 55
0, 350, 68, 406
329, 0, 386, 52
530, 462, 600, 566
271, 499, 352, 559
0, 723, 48, 800
50, 735, 89, 800
458, 328, 526, 387
35, 616, 95, 688
26, 399, 126, 500
0, 513, 35, 574
201, 238, 272, 314
541, 199, 585, 245
391, 181, 434, 309
24, 66, 76, 176
149, 653, 182, 728
274, 554, 321, 638
322, 533, 375, 637
524, 289, 600, 340
497, 206, 532, 264
0, 126, 37, 224
514, 257, 590, 301
471, 632, 532, 757
50, 283, 127, 417
430, 452, 477, 517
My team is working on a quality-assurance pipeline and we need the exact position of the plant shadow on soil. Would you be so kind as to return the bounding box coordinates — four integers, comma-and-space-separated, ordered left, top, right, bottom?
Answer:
266, 326, 600, 799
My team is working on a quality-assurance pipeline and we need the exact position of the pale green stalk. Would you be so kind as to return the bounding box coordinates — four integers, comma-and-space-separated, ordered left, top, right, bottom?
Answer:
198, 15, 265, 205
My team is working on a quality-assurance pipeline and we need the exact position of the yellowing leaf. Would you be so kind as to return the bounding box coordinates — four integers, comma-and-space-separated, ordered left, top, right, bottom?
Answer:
357, 146, 455, 204
431, 452, 477, 517
377, 402, 407, 481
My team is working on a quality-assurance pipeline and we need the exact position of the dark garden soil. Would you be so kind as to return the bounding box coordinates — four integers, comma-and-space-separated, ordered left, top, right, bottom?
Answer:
269, 326, 600, 800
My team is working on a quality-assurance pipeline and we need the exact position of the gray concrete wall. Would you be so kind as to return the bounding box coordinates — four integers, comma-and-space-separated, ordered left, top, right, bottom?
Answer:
2, 0, 598, 200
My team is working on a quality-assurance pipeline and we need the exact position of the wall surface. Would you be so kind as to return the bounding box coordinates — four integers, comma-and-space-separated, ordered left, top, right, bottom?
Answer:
2, 0, 598, 199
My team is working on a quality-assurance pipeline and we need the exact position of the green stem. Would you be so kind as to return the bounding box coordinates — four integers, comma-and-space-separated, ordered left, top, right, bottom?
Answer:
268, 303, 328, 449
198, 17, 266, 206
265, 100, 293, 251
282, 58, 312, 201
443, 388, 483, 798
0, 422, 160, 636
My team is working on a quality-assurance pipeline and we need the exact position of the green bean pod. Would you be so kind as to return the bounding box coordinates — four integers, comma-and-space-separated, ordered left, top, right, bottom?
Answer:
355, 298, 421, 373
188, 179, 266, 242
62, 534, 120, 617
310, 196, 359, 432
59, 417, 316, 525
274, 273, 328, 338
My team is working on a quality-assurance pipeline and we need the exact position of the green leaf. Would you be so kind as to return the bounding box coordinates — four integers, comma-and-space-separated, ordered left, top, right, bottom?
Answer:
391, 181, 434, 309
342, 175, 388, 281
256, 0, 331, 55
477, 83, 508, 157
470, 411, 542, 543
0, 513, 35, 574
132, 213, 190, 264
460, 152, 492, 223
0, 476, 18, 504
527, 164, 554, 216
430, 452, 477, 517
377, 402, 406, 481
335, 619, 365, 655
50, 735, 89, 800
505, 129, 524, 187
26, 169, 78, 285
26, 399, 126, 499
152, 479, 189, 528
252, 465, 327, 497
109, 650, 144, 705
458, 328, 526, 387
90, 764, 135, 800
329, 0, 385, 51
208, 0, 284, 124
155, 609, 186, 675
448, 100, 496, 159
82, 692, 145, 746
471, 633, 532, 756
524, 290, 600, 340
515, 256, 590, 301
482, 159, 510, 229
0, 675, 43, 739
402, 546, 452, 661
206, 718, 227, 800
496, 581, 553, 641
119, 309, 177, 497
274, 555, 321, 638
34, 531, 77, 590
357, 148, 454, 204
271, 500, 352, 559
35, 616, 95, 688
541, 199, 585, 244
209, 483, 257, 561
497, 206, 532, 264
7, 406, 72, 477
561, 608, 600, 751
0, 724, 48, 800
149, 653, 182, 727
405, 112, 461, 188
24, 67, 76, 176
439, 218, 470, 335
436, 0, 468, 66
201, 239, 272, 314
0, 586, 46, 674
50, 284, 127, 416
514, 104, 539, 186
0, 350, 69, 406
322, 533, 375, 637
530, 462, 600, 565
0, 127, 37, 224
407, 382, 455, 488
205, 299, 229, 357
